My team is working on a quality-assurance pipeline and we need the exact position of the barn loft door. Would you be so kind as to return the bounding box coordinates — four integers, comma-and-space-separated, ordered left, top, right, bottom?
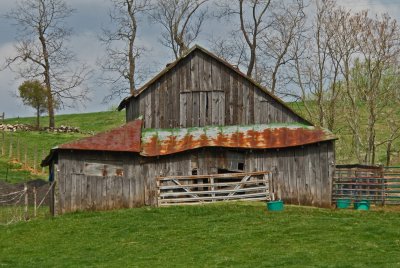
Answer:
180, 91, 225, 127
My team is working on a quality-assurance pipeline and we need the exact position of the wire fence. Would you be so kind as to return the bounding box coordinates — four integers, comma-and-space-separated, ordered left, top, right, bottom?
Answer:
0, 182, 54, 225
1, 131, 47, 176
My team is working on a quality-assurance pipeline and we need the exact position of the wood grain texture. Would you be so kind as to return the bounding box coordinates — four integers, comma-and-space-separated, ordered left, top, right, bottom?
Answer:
125, 50, 309, 128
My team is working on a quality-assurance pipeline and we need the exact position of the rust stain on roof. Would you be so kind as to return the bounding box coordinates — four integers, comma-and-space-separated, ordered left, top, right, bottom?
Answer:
140, 124, 336, 157
42, 121, 336, 166
59, 119, 142, 153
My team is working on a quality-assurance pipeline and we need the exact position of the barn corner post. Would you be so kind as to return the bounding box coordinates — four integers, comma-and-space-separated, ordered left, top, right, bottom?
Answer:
328, 141, 336, 208
49, 160, 56, 216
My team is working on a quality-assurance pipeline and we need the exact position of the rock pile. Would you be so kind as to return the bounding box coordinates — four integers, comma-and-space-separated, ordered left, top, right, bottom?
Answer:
43, 125, 80, 133
0, 124, 80, 133
0, 124, 35, 132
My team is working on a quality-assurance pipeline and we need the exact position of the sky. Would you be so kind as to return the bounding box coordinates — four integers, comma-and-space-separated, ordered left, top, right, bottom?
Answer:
0, 0, 399, 119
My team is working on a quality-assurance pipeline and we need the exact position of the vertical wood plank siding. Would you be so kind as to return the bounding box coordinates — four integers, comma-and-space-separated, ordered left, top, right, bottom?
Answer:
56, 141, 334, 213
126, 51, 307, 128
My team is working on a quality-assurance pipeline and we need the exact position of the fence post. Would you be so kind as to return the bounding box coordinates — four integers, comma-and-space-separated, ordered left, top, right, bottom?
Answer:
33, 145, 37, 173
210, 177, 215, 202
24, 144, 27, 168
1, 131, 4, 156
50, 182, 55, 216
33, 187, 37, 218
24, 183, 28, 220
8, 133, 13, 159
16, 138, 20, 162
41, 148, 45, 174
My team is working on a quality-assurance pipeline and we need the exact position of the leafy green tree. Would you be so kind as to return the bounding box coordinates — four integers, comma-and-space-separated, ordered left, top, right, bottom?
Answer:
18, 80, 48, 129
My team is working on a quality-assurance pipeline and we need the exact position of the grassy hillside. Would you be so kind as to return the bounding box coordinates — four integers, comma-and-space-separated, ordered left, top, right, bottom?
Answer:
0, 111, 125, 183
1, 202, 400, 267
4, 110, 125, 133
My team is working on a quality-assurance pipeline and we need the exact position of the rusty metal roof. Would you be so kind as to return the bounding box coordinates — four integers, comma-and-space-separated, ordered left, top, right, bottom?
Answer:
140, 123, 336, 157
42, 121, 335, 166
59, 119, 142, 152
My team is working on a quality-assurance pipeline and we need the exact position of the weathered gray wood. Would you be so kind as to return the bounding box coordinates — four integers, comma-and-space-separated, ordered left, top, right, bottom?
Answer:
55, 140, 335, 213
200, 92, 207, 126
327, 141, 335, 207
122, 177, 130, 208
125, 50, 310, 127
74, 174, 82, 211
179, 93, 187, 127
320, 142, 330, 207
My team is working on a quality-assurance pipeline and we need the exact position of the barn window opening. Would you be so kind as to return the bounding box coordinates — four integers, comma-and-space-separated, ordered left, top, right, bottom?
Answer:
238, 162, 245, 171
215, 151, 246, 173
192, 168, 198, 175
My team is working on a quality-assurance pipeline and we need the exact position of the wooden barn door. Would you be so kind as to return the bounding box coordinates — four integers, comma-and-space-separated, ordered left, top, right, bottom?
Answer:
180, 91, 225, 127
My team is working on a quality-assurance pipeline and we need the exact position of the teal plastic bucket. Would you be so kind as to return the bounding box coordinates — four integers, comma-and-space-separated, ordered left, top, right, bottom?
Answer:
354, 200, 370, 211
336, 199, 351, 209
267, 200, 284, 211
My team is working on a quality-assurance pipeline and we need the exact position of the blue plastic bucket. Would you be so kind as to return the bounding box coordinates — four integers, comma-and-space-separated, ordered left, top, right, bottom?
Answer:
267, 200, 284, 211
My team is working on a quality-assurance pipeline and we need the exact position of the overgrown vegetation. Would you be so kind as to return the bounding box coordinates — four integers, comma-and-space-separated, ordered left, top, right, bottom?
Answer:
1, 203, 400, 267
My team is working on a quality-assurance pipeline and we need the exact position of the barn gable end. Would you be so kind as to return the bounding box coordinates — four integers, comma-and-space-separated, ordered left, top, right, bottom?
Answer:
121, 46, 311, 129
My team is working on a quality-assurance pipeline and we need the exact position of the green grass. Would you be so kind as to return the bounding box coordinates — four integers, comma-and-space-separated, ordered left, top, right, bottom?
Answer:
1, 202, 400, 267
4, 110, 125, 133
0, 111, 125, 183
0, 157, 43, 183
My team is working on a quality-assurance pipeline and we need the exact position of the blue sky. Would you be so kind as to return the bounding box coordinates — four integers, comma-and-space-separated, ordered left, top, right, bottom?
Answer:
0, 0, 399, 119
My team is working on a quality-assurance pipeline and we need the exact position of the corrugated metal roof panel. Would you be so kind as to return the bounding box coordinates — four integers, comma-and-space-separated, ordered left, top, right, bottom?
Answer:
141, 123, 336, 156
59, 119, 142, 153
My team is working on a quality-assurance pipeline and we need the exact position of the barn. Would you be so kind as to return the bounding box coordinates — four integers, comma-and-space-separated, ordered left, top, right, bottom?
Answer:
42, 45, 336, 214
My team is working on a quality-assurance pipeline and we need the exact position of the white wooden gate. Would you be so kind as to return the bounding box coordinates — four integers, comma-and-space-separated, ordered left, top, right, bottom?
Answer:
156, 171, 271, 206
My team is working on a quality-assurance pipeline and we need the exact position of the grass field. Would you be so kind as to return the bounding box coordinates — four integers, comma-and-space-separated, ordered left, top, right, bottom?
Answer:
1, 202, 400, 267
0, 111, 125, 183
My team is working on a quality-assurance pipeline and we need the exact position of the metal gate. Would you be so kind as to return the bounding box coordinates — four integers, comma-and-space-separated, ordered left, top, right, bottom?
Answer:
156, 171, 271, 206
332, 165, 400, 205
383, 167, 400, 205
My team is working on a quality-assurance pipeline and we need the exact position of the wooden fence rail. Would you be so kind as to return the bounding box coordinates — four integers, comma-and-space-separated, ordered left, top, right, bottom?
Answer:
157, 171, 271, 206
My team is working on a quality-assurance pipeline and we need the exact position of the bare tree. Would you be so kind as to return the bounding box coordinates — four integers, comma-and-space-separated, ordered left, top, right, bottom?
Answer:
151, 0, 209, 59
215, 0, 306, 95
99, 0, 151, 102
292, 0, 350, 130
3, 0, 90, 128
257, 0, 306, 94
208, 35, 248, 68
216, 0, 272, 78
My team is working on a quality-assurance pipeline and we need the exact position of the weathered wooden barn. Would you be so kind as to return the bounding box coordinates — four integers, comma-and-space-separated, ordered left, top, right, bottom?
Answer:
42, 45, 336, 214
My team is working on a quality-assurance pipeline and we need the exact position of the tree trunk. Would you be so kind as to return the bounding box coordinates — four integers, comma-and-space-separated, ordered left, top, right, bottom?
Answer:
386, 141, 392, 166
247, 48, 256, 77
39, 28, 55, 128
